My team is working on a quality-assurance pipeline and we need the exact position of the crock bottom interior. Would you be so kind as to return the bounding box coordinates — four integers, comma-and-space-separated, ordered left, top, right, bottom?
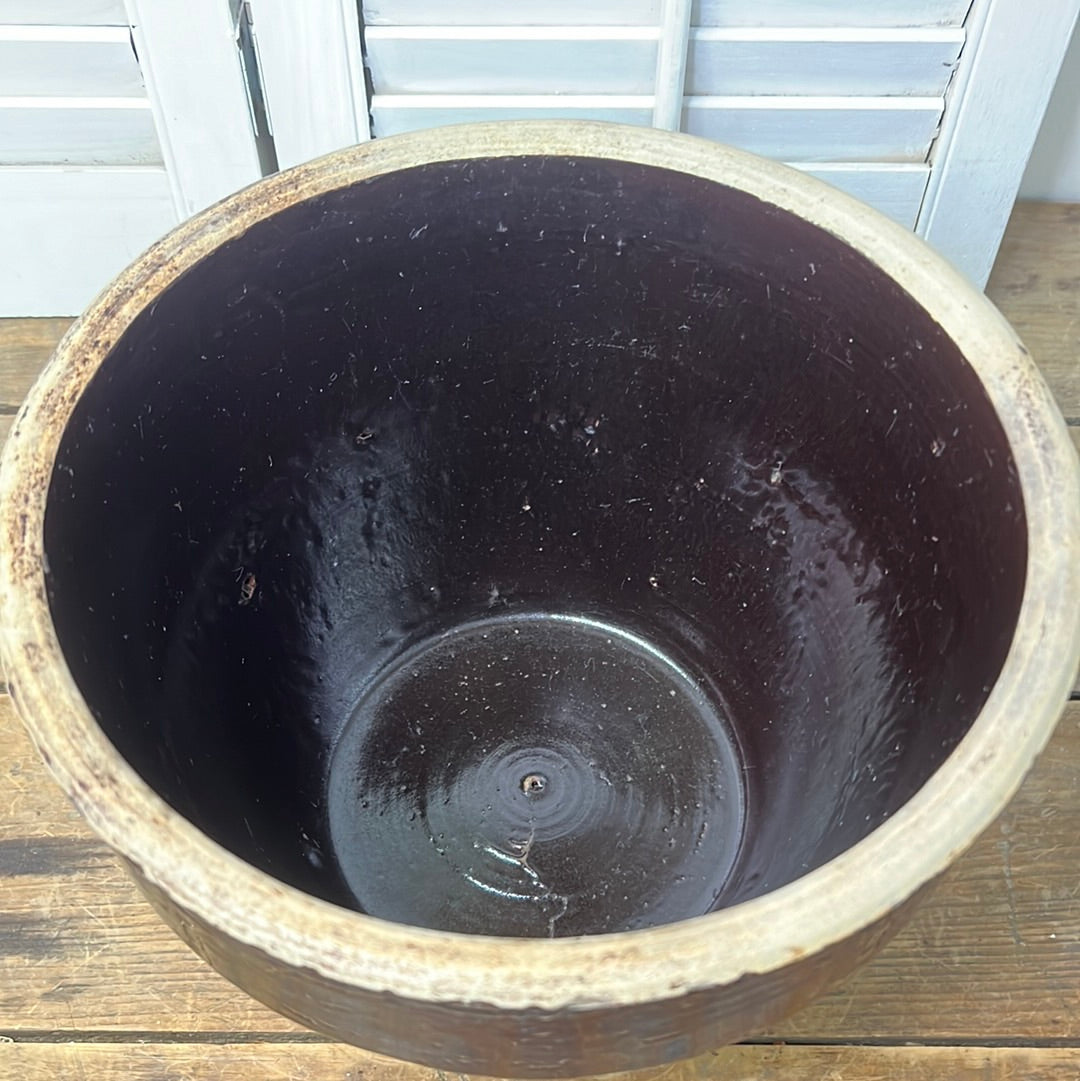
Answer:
43, 153, 1027, 936
328, 612, 745, 936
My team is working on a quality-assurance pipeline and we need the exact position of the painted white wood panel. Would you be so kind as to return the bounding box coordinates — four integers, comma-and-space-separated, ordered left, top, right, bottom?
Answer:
363, 1, 661, 26
918, 0, 1080, 285
371, 95, 941, 164
360, 0, 972, 27
0, 29, 144, 98
364, 26, 963, 99
792, 162, 929, 228
0, 98, 159, 164
654, 0, 693, 130
693, 0, 972, 28
0, 166, 176, 316
687, 29, 963, 96
250, 0, 370, 170
363, 28, 658, 96
684, 97, 943, 162
0, 1, 126, 24
125, 0, 263, 217
372, 95, 653, 137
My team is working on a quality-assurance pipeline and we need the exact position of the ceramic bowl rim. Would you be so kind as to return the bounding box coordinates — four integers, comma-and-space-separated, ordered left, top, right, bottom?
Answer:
2, 120, 1078, 1013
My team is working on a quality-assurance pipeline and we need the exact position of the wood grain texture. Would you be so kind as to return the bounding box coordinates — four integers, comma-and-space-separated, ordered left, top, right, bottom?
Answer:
2, 1043, 1080, 1081
986, 202, 1080, 418
0, 318, 71, 407
972, 200, 1080, 693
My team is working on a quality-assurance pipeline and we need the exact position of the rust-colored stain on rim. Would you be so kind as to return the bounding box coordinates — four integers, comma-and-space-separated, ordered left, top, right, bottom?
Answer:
1, 122, 1078, 1076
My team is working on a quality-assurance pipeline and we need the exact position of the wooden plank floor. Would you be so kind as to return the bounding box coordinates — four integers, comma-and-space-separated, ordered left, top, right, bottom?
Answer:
1, 202, 1078, 1079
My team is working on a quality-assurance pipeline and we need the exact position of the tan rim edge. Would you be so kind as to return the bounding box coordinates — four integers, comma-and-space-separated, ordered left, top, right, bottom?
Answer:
2, 121, 1078, 1013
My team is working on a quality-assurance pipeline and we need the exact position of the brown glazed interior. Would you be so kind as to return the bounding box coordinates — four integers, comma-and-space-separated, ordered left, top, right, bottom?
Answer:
42, 155, 1027, 940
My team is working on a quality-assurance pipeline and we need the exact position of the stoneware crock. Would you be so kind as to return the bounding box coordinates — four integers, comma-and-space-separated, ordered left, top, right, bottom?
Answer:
2, 122, 1078, 1078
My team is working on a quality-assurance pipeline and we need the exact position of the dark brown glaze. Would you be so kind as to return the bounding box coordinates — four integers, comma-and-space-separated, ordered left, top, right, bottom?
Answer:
44, 156, 1026, 937
132, 861, 933, 1077
327, 613, 746, 936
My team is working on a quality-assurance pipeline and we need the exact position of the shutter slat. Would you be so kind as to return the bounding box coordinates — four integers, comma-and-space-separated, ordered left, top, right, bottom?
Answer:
683, 97, 942, 161
363, 28, 658, 96
0, 1, 126, 25
693, 0, 972, 28
0, 98, 161, 165
371, 94, 941, 165
250, 0, 369, 170
793, 162, 929, 227
0, 166, 176, 316
687, 30, 963, 96
364, 0, 969, 28
363, 26, 963, 100
0, 29, 145, 98
372, 95, 654, 136
363, 1, 661, 26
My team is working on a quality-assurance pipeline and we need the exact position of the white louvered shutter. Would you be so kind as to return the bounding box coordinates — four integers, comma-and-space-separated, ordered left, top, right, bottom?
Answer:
1, 0, 1076, 314
260, 0, 1076, 287
0, 0, 268, 315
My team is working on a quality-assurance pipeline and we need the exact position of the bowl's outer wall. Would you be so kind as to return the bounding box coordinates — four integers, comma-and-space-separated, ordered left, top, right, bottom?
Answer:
131, 859, 930, 1077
